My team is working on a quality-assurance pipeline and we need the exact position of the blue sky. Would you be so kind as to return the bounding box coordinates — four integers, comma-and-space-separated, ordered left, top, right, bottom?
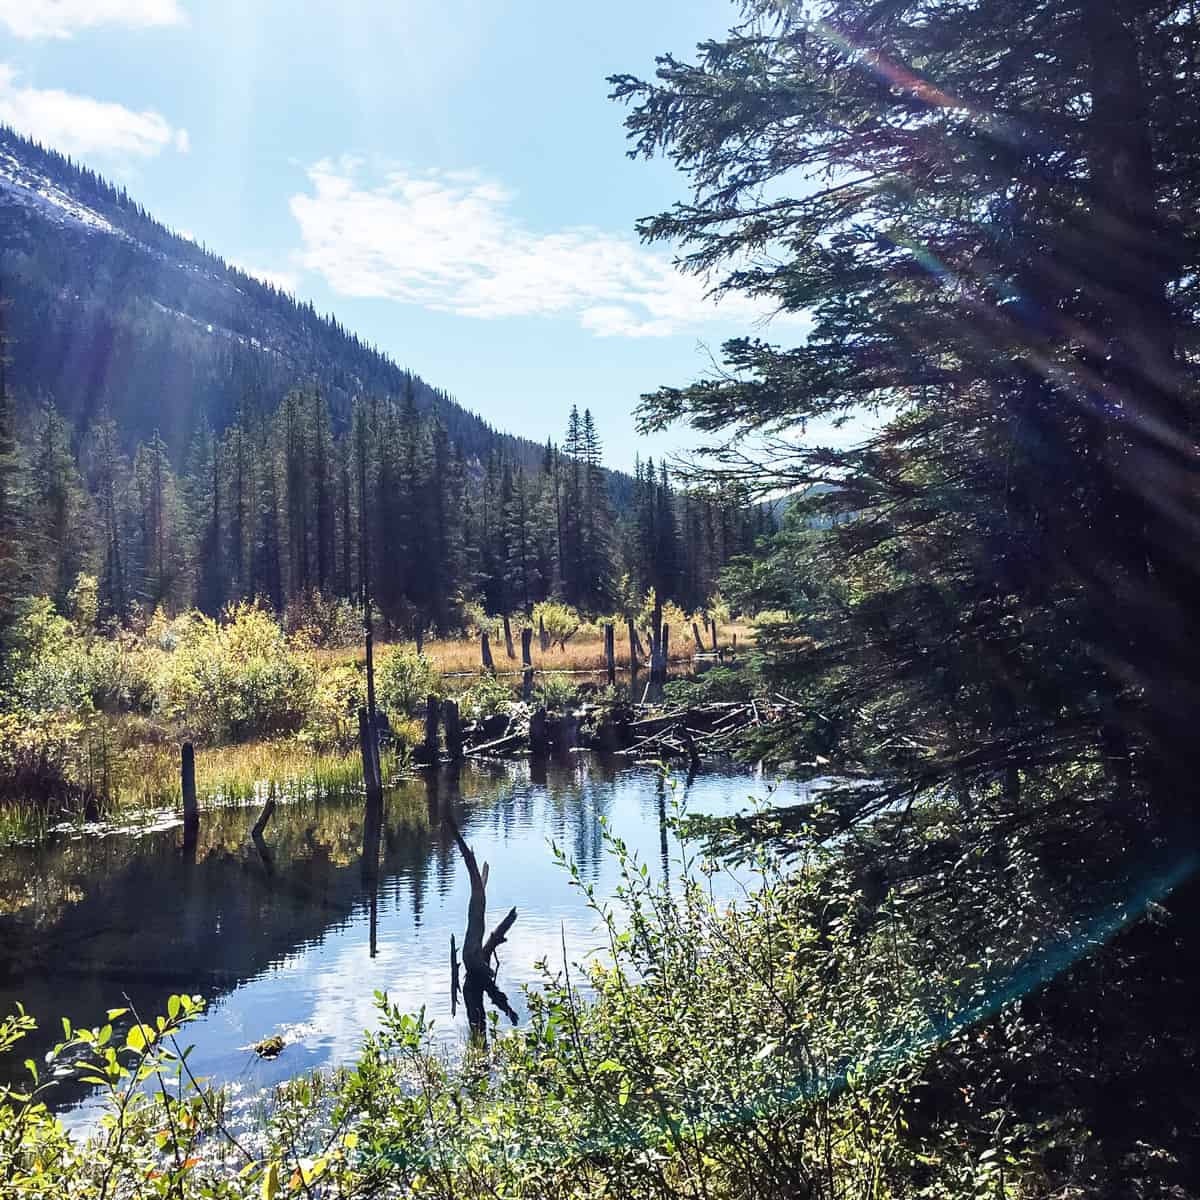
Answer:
0, 0, 814, 470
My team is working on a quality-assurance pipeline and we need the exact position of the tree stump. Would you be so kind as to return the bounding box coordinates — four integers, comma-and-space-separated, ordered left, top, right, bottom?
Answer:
521, 626, 533, 668
182, 743, 199, 851
530, 706, 549, 757
442, 698, 464, 760
481, 630, 495, 671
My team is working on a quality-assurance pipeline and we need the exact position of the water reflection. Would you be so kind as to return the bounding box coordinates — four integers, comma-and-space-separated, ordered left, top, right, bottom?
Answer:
0, 756, 829, 1123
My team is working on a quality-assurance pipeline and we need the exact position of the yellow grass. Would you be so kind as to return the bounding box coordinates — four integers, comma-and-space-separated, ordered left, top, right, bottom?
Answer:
315, 621, 756, 676
113, 738, 378, 809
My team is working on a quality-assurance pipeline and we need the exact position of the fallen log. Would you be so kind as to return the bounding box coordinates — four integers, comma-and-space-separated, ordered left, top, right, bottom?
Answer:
465, 731, 525, 758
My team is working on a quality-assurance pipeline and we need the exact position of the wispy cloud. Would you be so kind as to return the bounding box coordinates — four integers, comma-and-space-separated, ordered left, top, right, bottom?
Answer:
0, 0, 185, 40
0, 65, 190, 159
232, 260, 299, 297
290, 160, 790, 338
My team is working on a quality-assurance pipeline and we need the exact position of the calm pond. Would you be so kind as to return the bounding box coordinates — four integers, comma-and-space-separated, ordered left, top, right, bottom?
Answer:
0, 755, 827, 1128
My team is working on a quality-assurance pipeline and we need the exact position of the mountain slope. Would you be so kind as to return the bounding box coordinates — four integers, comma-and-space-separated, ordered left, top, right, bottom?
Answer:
0, 124, 543, 468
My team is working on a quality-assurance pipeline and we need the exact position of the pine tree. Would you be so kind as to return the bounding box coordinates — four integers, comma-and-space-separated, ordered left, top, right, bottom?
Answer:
617, 0, 1200, 833
0, 279, 24, 636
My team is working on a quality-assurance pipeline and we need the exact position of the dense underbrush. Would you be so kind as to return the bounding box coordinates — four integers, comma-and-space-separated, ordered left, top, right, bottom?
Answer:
1, 784, 1192, 1199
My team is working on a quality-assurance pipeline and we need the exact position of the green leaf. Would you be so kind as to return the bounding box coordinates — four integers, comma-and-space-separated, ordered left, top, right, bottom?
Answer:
618, 1075, 632, 1107
261, 1160, 281, 1200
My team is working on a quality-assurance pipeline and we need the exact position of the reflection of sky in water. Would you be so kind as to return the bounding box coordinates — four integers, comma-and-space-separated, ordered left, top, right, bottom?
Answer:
0, 757, 830, 1131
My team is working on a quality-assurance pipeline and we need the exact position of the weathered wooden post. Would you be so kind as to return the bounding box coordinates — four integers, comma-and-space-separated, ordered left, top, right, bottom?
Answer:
604, 623, 616, 685
251, 797, 276, 840
692, 622, 704, 651
529, 706, 549, 757
424, 694, 440, 761
359, 708, 383, 809
539, 615, 550, 653
711, 620, 718, 652
481, 630, 495, 671
522, 668, 534, 702
521, 626, 533, 668
503, 614, 516, 659
182, 742, 198, 850
443, 698, 464, 760
662, 624, 671, 678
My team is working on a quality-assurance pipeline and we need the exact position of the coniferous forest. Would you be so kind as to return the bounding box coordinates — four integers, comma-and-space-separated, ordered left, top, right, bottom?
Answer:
2, 1, 1200, 1198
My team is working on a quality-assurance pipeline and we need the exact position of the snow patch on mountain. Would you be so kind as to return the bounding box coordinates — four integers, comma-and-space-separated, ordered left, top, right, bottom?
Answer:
0, 147, 126, 239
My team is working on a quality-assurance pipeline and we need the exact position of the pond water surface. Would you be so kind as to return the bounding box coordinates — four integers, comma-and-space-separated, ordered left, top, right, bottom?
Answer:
0, 754, 826, 1128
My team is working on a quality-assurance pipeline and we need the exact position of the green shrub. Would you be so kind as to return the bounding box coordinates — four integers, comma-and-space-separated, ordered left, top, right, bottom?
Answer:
376, 648, 441, 717
299, 663, 366, 752
0, 596, 81, 712
284, 589, 363, 648
534, 671, 578, 711
532, 599, 582, 646
664, 666, 754, 706
457, 672, 513, 720
156, 602, 315, 743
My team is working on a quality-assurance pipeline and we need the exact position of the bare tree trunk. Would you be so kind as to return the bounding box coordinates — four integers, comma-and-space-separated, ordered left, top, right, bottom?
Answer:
503, 614, 516, 659
604, 623, 615, 685
181, 742, 198, 853
521, 626, 533, 668
481, 630, 495, 671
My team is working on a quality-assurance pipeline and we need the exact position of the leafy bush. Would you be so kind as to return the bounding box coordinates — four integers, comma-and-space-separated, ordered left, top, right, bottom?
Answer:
156, 603, 315, 743
0, 596, 81, 712
532, 600, 582, 646
285, 590, 363, 648
534, 671, 578, 711
664, 666, 754, 706
299, 664, 366, 752
376, 649, 441, 717
457, 672, 513, 720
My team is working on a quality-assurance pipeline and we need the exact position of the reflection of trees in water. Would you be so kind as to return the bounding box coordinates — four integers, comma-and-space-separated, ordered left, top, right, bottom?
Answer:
0, 756, 628, 1106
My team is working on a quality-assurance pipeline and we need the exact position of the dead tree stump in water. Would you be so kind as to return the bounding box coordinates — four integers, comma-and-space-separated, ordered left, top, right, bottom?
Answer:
182, 743, 199, 851
358, 708, 383, 813
530, 706, 549, 757
447, 817, 519, 1037
442, 698, 464, 760
628, 618, 642, 670
604, 623, 616, 685
251, 798, 276, 840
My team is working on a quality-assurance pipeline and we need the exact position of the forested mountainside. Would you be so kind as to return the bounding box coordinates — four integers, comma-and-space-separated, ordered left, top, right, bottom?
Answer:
0, 124, 540, 469
0, 125, 763, 633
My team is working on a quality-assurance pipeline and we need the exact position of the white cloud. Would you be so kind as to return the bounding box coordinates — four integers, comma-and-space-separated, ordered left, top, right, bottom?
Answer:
0, 0, 185, 40
290, 160, 792, 338
0, 65, 190, 160
233, 261, 299, 296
